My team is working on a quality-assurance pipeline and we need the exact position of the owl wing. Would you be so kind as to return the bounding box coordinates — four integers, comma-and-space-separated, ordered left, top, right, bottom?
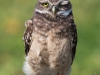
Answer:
23, 20, 33, 55
70, 22, 77, 63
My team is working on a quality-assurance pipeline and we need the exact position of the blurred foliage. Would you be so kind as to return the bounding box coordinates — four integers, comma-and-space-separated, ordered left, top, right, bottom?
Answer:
0, 0, 100, 75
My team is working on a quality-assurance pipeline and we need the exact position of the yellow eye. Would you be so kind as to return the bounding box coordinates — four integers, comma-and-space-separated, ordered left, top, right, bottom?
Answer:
42, 3, 49, 7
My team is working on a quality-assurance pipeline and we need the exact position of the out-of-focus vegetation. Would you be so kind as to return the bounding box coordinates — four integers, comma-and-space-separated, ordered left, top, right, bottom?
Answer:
0, 0, 100, 75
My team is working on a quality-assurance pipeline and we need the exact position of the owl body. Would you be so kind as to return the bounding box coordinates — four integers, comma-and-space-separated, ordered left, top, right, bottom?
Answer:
23, 0, 77, 75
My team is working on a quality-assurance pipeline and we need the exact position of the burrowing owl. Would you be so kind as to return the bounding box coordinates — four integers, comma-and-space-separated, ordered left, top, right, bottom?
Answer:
23, 0, 77, 75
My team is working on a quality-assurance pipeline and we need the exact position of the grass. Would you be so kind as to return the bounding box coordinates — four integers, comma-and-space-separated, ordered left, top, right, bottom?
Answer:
0, 0, 100, 75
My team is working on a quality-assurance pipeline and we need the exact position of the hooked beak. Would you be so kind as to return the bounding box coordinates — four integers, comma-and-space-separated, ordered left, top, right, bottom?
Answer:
52, 6, 56, 15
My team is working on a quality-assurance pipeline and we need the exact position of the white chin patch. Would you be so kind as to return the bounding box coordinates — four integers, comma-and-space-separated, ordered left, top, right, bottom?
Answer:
35, 9, 53, 16
57, 8, 72, 16
35, 8, 72, 18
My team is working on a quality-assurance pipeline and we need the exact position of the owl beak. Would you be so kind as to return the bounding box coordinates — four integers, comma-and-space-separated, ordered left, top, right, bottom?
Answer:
52, 6, 56, 15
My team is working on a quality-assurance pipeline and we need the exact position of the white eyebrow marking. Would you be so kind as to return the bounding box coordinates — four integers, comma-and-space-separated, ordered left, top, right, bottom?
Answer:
39, 0, 48, 2
48, 0, 63, 5
61, 1, 69, 5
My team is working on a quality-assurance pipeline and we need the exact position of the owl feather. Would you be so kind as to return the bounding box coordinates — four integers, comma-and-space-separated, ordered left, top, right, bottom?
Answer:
23, 0, 77, 75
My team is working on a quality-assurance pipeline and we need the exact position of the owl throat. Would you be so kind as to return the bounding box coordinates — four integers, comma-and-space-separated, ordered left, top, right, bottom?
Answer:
35, 8, 72, 19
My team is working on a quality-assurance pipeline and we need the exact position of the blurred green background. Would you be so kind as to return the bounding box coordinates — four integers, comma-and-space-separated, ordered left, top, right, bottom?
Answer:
0, 0, 100, 75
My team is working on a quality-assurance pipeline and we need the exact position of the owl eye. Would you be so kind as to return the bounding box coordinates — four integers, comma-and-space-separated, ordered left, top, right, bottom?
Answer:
42, 3, 49, 7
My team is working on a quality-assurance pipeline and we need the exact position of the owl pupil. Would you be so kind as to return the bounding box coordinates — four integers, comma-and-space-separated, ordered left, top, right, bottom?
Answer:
42, 3, 49, 7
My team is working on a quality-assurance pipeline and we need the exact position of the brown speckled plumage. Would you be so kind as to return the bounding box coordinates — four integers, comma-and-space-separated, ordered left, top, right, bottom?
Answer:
23, 0, 77, 75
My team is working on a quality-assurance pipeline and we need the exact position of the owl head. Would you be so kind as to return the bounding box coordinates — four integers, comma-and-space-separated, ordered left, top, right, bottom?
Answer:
35, 0, 72, 18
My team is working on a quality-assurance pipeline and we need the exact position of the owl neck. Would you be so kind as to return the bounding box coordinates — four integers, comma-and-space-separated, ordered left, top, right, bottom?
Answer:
33, 11, 74, 28
33, 11, 74, 37
34, 11, 73, 22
